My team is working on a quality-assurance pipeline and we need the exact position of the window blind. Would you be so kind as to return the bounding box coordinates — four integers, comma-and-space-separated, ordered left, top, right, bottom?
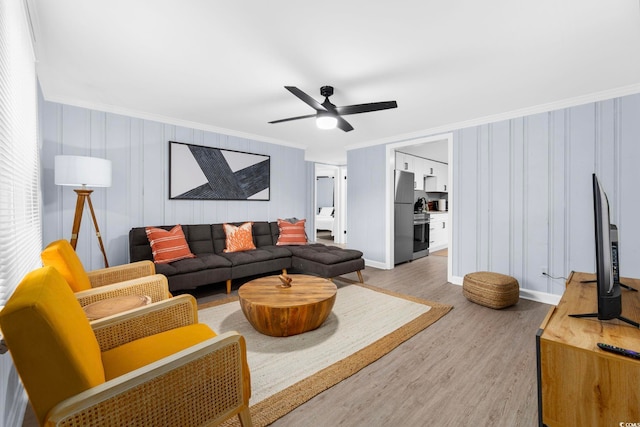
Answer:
0, 0, 42, 309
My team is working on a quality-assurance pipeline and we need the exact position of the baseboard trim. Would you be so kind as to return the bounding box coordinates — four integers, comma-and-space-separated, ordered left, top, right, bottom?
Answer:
450, 275, 561, 306
518, 289, 562, 306
364, 259, 389, 270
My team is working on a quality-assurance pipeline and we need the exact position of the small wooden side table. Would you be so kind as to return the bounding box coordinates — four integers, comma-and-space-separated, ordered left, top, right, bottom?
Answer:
83, 295, 151, 320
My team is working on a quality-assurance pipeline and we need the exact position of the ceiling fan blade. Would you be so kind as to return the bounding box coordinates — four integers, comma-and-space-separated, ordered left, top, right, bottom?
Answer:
335, 101, 398, 116
268, 113, 317, 124
272, 86, 386, 132
285, 86, 327, 112
336, 116, 354, 132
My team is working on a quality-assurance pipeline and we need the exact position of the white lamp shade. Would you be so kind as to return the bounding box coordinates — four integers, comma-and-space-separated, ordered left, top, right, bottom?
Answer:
316, 114, 338, 130
55, 155, 112, 187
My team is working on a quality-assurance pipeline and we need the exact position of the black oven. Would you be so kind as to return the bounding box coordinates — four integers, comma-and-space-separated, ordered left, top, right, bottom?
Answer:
413, 213, 429, 259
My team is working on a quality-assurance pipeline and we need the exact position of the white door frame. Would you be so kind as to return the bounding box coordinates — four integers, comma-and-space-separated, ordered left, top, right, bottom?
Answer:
314, 163, 346, 244
385, 133, 453, 282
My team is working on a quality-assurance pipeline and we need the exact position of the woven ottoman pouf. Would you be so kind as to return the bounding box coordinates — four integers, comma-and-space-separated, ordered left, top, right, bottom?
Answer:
462, 271, 519, 309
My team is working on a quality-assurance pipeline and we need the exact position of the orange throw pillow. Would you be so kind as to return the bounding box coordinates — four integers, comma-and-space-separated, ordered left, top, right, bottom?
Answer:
223, 222, 256, 253
145, 224, 196, 264
276, 219, 308, 245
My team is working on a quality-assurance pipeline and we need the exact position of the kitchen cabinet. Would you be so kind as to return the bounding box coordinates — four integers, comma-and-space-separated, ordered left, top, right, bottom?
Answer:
429, 212, 448, 251
434, 163, 448, 192
423, 159, 436, 176
395, 152, 413, 172
414, 158, 425, 190
420, 158, 436, 192
396, 152, 448, 192
396, 153, 419, 188
418, 159, 446, 193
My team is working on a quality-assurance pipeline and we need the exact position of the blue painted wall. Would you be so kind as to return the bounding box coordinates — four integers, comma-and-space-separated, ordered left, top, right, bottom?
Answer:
347, 92, 640, 297
39, 93, 640, 298
40, 102, 309, 270
452, 95, 640, 296
347, 144, 387, 264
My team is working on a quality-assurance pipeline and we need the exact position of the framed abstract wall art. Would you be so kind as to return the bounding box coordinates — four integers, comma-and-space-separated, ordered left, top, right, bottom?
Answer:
169, 141, 270, 200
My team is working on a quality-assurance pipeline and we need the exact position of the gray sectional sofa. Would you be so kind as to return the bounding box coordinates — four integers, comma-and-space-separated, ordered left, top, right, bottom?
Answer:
129, 221, 365, 293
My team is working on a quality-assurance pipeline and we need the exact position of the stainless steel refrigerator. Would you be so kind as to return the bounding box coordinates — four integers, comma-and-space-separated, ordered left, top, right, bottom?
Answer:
394, 170, 414, 264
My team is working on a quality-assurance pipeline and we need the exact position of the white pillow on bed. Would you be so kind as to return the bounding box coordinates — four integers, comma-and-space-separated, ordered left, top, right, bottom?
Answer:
318, 207, 334, 216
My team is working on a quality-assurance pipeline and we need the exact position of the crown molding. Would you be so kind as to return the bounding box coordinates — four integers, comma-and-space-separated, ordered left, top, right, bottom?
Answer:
346, 83, 640, 152
40, 82, 640, 160
41, 94, 307, 151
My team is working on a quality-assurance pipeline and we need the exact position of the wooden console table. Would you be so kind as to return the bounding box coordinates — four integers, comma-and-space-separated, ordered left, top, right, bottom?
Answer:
536, 271, 640, 426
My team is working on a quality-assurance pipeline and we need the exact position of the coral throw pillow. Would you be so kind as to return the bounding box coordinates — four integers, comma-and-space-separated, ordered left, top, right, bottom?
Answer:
145, 224, 196, 264
276, 219, 308, 245
223, 222, 256, 253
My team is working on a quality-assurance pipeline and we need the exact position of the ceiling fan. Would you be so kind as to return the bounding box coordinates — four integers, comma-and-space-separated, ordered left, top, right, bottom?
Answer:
269, 86, 398, 132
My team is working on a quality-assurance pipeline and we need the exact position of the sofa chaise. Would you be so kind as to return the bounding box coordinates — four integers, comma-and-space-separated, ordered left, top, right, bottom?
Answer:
129, 221, 365, 293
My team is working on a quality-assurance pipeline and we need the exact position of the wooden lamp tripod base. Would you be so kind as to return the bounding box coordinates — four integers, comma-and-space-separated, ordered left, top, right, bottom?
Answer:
70, 188, 109, 267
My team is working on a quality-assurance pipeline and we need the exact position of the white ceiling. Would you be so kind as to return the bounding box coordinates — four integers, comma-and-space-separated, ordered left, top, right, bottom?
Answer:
29, 1, 640, 165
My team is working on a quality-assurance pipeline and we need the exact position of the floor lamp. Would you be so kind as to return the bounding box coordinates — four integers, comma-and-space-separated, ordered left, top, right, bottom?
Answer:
55, 155, 112, 267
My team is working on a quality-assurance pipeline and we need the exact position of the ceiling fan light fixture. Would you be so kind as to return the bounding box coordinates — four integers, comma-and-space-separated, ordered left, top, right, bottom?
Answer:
316, 113, 337, 130
269, 85, 396, 133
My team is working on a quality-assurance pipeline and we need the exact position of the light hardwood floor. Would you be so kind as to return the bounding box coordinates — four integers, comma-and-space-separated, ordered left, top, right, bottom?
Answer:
23, 254, 551, 426
268, 256, 550, 427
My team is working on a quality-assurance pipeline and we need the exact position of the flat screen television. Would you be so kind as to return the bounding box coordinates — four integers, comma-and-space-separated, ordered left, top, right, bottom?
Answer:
569, 174, 638, 327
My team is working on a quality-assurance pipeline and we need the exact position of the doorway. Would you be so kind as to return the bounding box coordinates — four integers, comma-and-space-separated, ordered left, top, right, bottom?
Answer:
314, 164, 346, 245
387, 133, 453, 282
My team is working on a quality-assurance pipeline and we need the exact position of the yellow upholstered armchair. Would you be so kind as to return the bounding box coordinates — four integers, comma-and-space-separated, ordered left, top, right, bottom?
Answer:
41, 239, 171, 306
0, 267, 252, 427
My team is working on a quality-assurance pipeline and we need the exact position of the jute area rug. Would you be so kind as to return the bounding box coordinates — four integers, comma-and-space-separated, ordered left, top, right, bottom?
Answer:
198, 277, 452, 427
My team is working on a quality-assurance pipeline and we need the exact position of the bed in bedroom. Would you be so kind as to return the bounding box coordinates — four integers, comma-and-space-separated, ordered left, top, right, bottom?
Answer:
316, 206, 335, 236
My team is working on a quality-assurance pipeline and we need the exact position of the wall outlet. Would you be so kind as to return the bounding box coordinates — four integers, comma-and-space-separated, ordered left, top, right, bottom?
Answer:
540, 266, 548, 277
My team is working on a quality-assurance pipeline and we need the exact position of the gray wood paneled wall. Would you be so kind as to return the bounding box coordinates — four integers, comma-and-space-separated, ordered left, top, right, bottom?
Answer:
347, 144, 388, 264
40, 102, 309, 270
39, 93, 640, 298
453, 94, 640, 296
347, 92, 640, 297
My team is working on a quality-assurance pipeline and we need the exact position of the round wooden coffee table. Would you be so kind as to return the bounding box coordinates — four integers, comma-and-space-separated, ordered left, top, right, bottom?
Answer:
238, 274, 337, 337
